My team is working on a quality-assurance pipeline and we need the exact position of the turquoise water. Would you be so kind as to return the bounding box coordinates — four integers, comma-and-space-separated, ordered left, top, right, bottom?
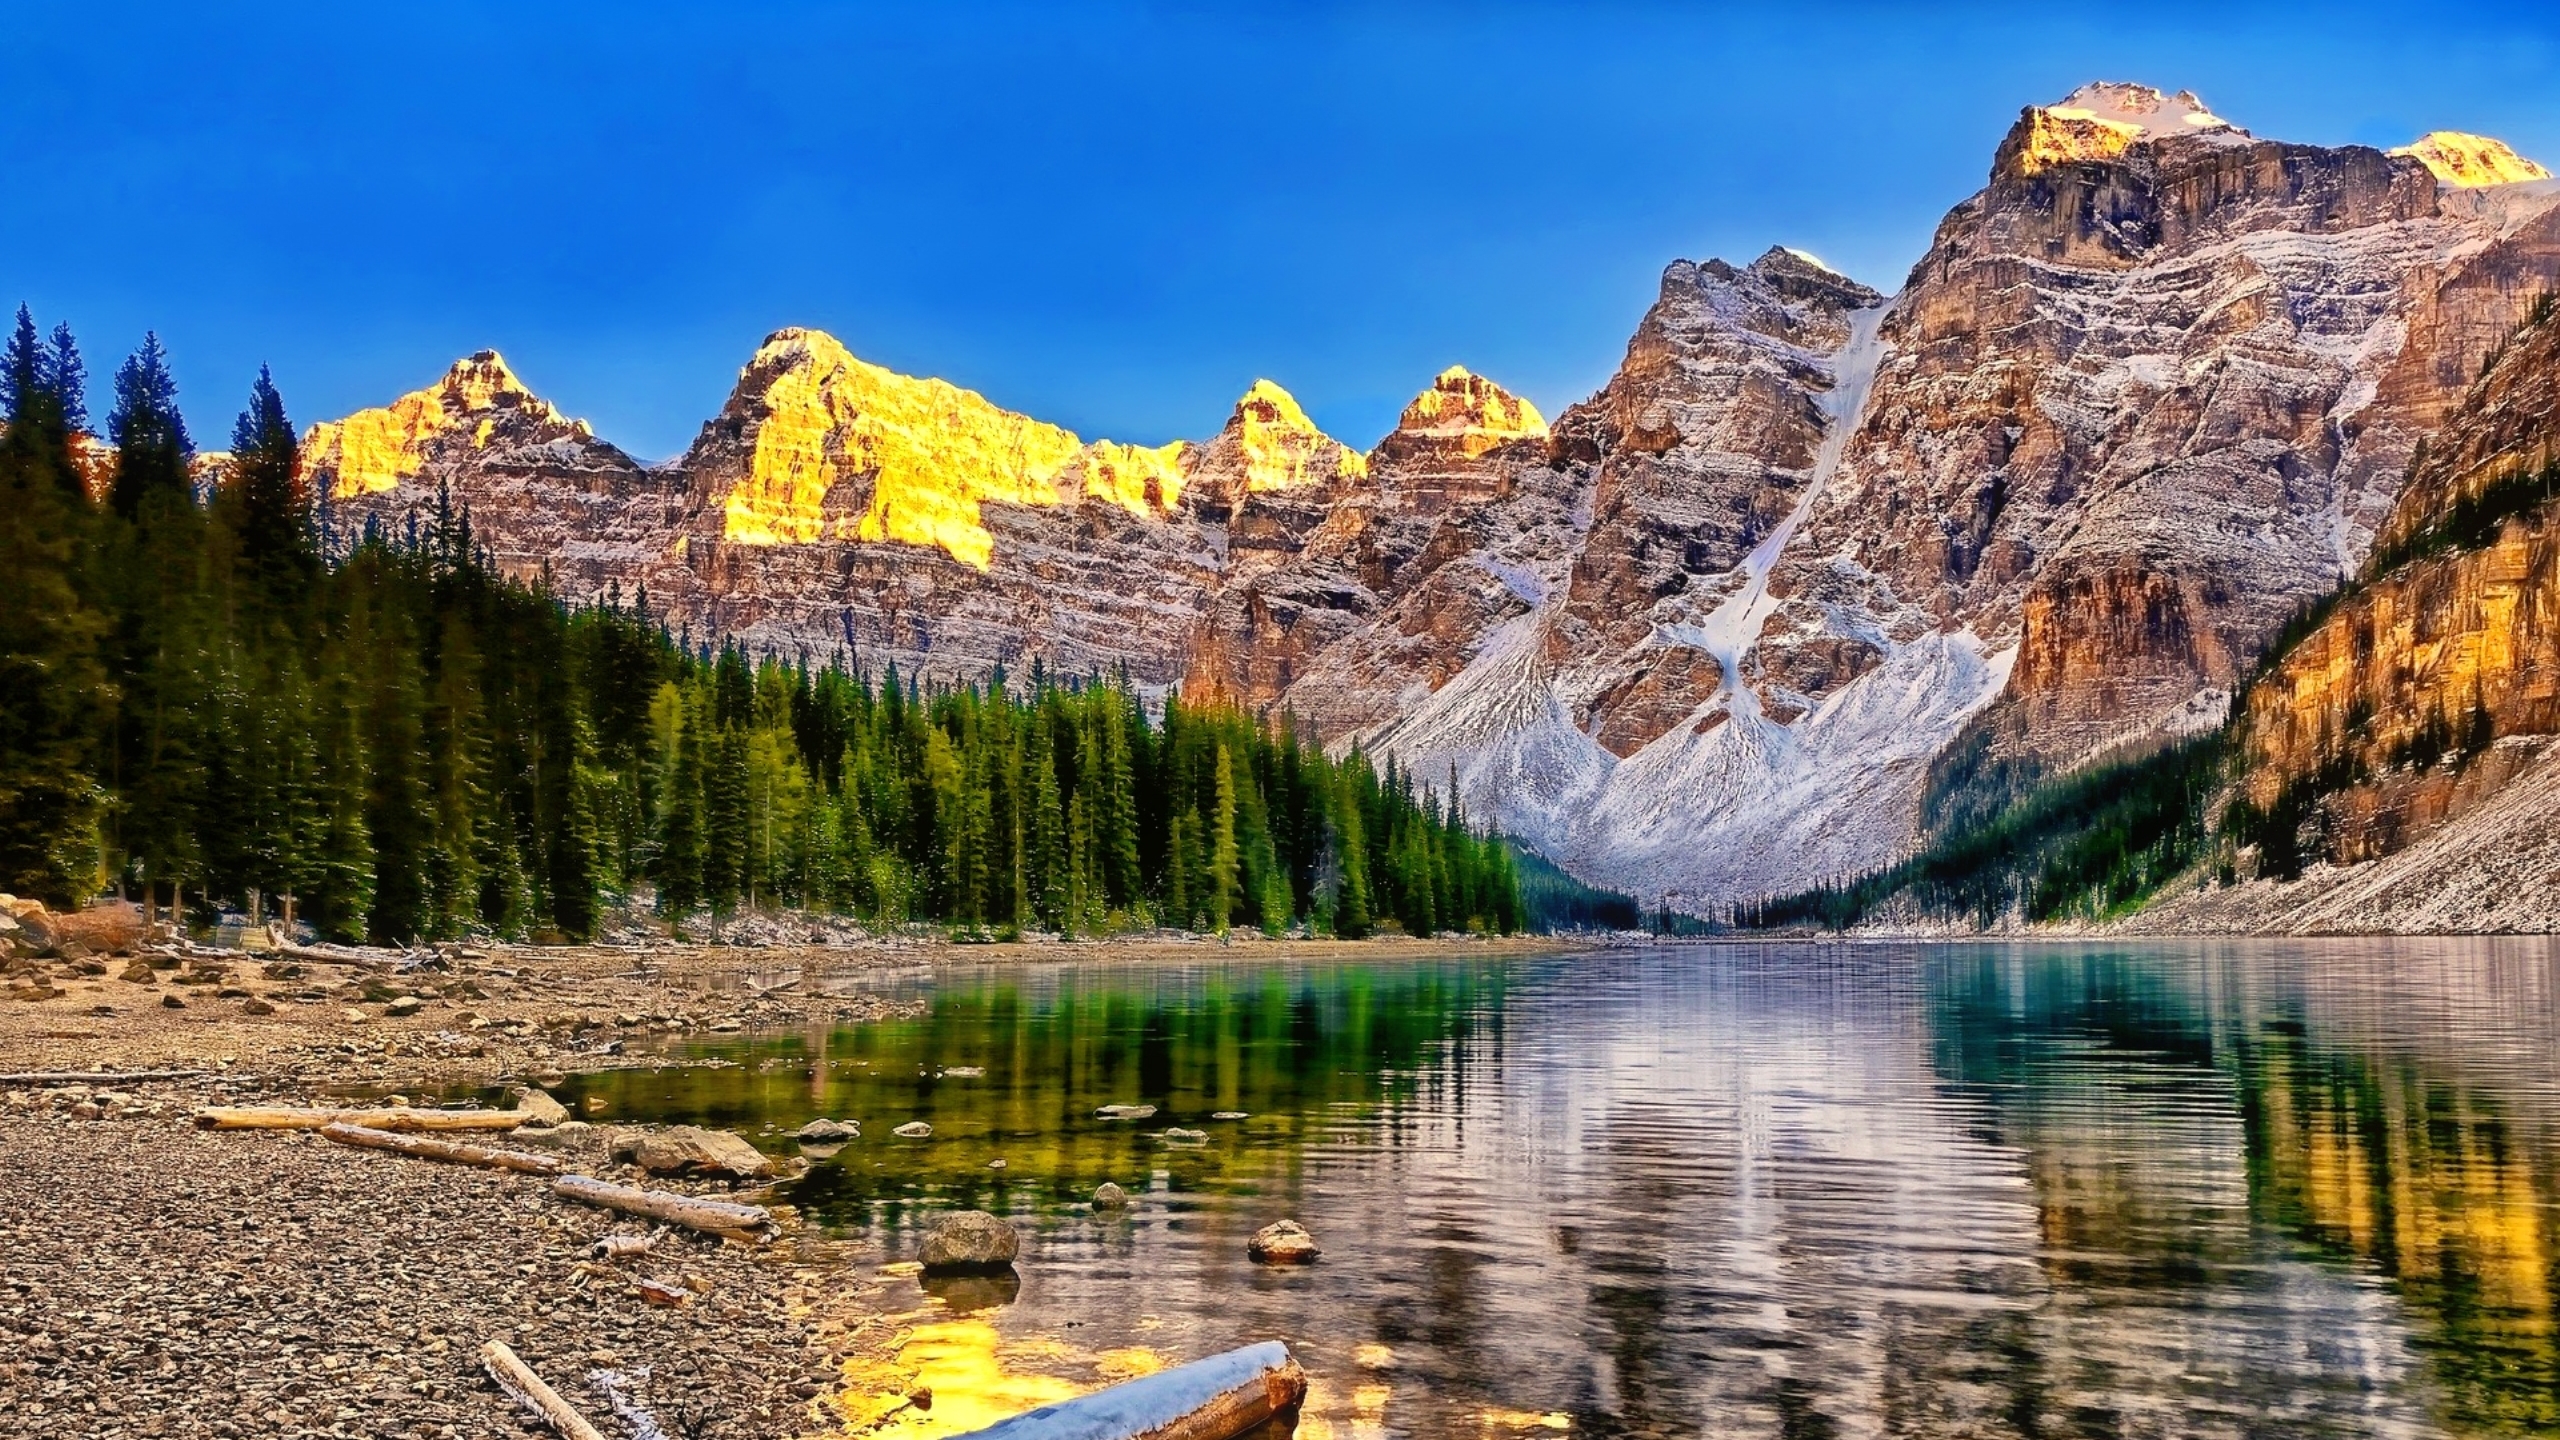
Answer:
559, 941, 2560, 1438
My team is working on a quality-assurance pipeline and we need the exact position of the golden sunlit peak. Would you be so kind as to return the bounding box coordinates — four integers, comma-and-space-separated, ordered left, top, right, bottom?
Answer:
2004, 82, 2242, 177
1236, 377, 1312, 425
1218, 378, 1368, 491
302, 348, 577, 498
1395, 366, 1549, 457
716, 326, 1093, 566
2391, 131, 2554, 188
2041, 82, 2232, 139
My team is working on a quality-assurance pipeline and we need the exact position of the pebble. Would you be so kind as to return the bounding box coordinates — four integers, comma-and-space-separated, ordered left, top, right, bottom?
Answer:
0, 1111, 830, 1438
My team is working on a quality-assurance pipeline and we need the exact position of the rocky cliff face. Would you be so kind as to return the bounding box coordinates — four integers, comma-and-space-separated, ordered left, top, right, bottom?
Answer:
299, 83, 2560, 908
1311, 86, 2560, 903
307, 351, 679, 598
2234, 297, 2560, 863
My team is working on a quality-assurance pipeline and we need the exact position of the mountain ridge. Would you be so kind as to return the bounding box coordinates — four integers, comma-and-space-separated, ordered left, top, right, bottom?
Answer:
302, 84, 2560, 909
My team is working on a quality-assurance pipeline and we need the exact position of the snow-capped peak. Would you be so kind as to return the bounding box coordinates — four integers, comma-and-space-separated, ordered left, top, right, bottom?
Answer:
2041, 82, 2234, 139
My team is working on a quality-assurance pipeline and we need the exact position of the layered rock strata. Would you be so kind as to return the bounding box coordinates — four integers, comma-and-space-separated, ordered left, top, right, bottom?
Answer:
2233, 297, 2560, 865
301, 84, 2560, 907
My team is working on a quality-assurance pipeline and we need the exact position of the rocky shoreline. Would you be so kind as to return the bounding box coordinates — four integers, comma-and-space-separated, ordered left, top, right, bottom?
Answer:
1, 929, 1567, 1439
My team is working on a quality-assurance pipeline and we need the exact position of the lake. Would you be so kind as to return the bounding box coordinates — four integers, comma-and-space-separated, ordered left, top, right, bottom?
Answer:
555, 941, 2560, 1438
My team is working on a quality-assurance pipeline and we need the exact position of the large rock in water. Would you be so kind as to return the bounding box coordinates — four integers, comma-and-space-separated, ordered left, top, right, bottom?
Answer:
1247, 1219, 1320, 1265
920, 1210, 1019, 1272
631, 1126, 775, 1182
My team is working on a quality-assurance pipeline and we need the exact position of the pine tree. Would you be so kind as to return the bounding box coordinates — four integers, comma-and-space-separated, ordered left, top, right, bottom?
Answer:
305, 647, 375, 941
1334, 771, 1373, 938
107, 334, 193, 519
705, 721, 749, 913
46, 324, 86, 436
361, 567, 434, 942
1209, 744, 1240, 934
0, 323, 108, 901
658, 704, 707, 917
223, 366, 312, 601
2, 306, 42, 422
1028, 712, 1068, 927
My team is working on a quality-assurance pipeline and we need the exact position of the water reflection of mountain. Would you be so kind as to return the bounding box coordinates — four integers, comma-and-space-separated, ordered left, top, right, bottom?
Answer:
562, 944, 2560, 1439
1928, 942, 2560, 1437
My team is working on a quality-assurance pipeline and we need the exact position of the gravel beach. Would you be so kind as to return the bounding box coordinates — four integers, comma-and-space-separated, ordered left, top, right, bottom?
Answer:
1, 930, 1564, 1437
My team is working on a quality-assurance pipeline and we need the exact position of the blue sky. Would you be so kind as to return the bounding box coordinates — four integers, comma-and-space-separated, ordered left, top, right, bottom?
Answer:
6, 2, 2556, 460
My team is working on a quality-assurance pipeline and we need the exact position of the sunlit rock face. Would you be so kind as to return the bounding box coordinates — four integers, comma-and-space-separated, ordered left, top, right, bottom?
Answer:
299, 84, 2560, 908
2392, 131, 2555, 189
1367, 367, 1549, 513
690, 328, 1097, 567
2233, 299, 2560, 868
304, 351, 593, 499
1178, 379, 1368, 517
1315, 87, 2560, 904
1999, 82, 2237, 177
1180, 367, 1555, 711
303, 351, 677, 598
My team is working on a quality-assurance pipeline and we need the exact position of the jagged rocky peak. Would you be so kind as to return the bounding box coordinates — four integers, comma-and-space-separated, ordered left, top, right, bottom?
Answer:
1366, 366, 1551, 514
1736, 246, 1879, 310
2391, 130, 2554, 188
689, 325, 1093, 567
301, 348, 593, 498
1997, 82, 2242, 176
1390, 367, 1547, 455
1182, 378, 1368, 511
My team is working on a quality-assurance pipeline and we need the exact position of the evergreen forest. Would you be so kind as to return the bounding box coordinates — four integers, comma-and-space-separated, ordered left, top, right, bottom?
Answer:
0, 309, 1523, 944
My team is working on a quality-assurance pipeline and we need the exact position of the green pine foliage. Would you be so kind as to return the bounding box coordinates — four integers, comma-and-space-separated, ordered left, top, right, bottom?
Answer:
0, 310, 1524, 942
1739, 737, 2221, 931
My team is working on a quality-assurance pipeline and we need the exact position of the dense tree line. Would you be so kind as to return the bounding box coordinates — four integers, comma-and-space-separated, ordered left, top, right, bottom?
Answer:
1736, 738, 2219, 931
0, 309, 1522, 942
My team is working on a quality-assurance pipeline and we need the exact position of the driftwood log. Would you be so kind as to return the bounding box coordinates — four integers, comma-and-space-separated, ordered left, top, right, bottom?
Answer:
551, 1175, 777, 1243
319, 1122, 564, 1175
0, 1069, 208, 1086
944, 1341, 1308, 1440
480, 1339, 609, 1440
194, 1105, 532, 1133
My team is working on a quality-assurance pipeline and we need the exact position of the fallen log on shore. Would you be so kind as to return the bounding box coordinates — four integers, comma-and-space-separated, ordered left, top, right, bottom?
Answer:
319, 1122, 564, 1175
0, 1069, 208, 1086
194, 1104, 532, 1133
480, 1339, 609, 1440
551, 1175, 778, 1243
945, 1340, 1307, 1440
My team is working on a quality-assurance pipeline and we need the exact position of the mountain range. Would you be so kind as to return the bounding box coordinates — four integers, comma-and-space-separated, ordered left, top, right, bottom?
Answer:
299, 84, 2560, 910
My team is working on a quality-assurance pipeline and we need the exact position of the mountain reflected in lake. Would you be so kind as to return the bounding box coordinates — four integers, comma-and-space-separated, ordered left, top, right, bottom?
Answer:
564, 942, 2560, 1438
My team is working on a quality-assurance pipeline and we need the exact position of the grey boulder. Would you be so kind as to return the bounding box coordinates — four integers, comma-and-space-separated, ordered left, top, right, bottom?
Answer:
920, 1210, 1020, 1272
631, 1125, 776, 1182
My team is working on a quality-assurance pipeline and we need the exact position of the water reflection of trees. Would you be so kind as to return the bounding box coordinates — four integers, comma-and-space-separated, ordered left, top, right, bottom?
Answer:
560, 960, 1507, 1225
1929, 946, 2560, 1436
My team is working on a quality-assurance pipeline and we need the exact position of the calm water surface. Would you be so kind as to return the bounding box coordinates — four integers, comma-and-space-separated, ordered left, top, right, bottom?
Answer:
560, 942, 2560, 1438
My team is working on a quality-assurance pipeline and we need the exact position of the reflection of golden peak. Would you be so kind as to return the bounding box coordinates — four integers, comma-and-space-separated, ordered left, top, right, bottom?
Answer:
2392, 131, 2553, 188
1395, 366, 1548, 458
303, 349, 578, 498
